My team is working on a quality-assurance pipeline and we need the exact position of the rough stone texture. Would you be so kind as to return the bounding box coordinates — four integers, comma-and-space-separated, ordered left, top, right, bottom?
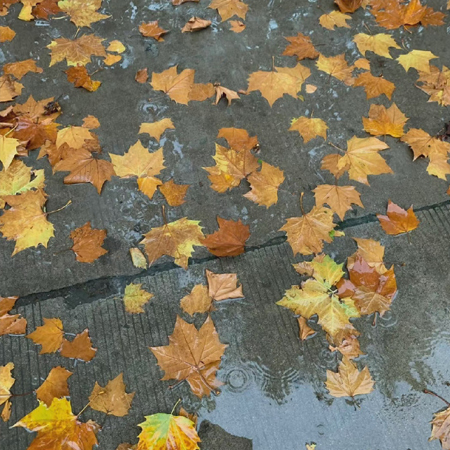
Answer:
1, 0, 450, 449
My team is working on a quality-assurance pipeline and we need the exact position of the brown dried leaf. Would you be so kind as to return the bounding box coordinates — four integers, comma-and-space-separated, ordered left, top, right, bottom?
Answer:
159, 179, 189, 206
60, 329, 97, 362
206, 269, 244, 301
182, 17, 211, 32
180, 284, 212, 315
377, 200, 419, 235
244, 162, 285, 207
36, 367, 72, 407
229, 20, 245, 33
27, 318, 64, 354
0, 296, 26, 336
209, 0, 248, 21
135, 68, 148, 84
70, 222, 107, 263
65, 65, 101, 92
139, 21, 167, 41
283, 33, 319, 61
139, 118, 175, 142
3, 59, 43, 80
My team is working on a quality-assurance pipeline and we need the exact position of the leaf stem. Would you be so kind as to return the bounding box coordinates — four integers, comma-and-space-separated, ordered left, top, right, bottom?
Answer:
328, 141, 346, 153
46, 200, 72, 216
171, 398, 182, 415
11, 390, 35, 398
77, 401, 91, 418
299, 192, 305, 215
424, 389, 450, 406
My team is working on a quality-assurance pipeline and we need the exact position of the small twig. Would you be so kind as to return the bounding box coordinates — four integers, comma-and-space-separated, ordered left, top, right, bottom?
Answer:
363, 22, 372, 35
161, 205, 168, 226
424, 389, 450, 406
77, 401, 91, 418
328, 141, 346, 153
11, 390, 35, 398
299, 192, 305, 215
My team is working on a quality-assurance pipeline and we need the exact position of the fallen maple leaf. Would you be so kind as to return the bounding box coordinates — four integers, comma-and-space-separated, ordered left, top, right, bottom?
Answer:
217, 127, 258, 151
48, 34, 106, 67
150, 315, 227, 397
54, 148, 115, 194
277, 256, 360, 338
320, 11, 351, 30
0, 189, 55, 255
123, 283, 153, 314
397, 50, 437, 73
214, 84, 240, 105
417, 65, 450, 106
377, 200, 419, 235
280, 204, 336, 256
182, 17, 211, 32
0, 74, 23, 102
58, 0, 110, 28
82, 115, 100, 129
335, 136, 392, 185
229, 20, 245, 32
335, 0, 362, 13
135, 68, 148, 83
329, 332, 364, 359
0, 363, 14, 410
353, 33, 400, 59
401, 128, 450, 160
243, 161, 285, 207
3, 59, 43, 80
0, 26, 15, 42
313, 184, 363, 220
0, 135, 19, 170
354, 72, 395, 100
206, 269, 244, 301
36, 367, 72, 407
89, 373, 135, 417
180, 284, 212, 315
140, 217, 205, 269
27, 318, 64, 354
139, 118, 175, 142
347, 238, 386, 274
316, 53, 354, 85
65, 65, 101, 92
139, 21, 168, 41
32, 0, 61, 19
55, 126, 95, 153
188, 82, 215, 102
283, 33, 319, 61
326, 357, 374, 397
107, 40, 126, 53
13, 398, 99, 450
209, 0, 248, 21
203, 216, 250, 257
344, 255, 397, 315
137, 413, 200, 450
247, 63, 310, 106
321, 154, 347, 179
104, 54, 121, 66
204, 143, 258, 192
289, 116, 328, 143
60, 329, 97, 361
430, 406, 450, 450
151, 66, 195, 105
298, 317, 315, 340
159, 179, 189, 206
130, 247, 147, 269
363, 103, 408, 138
0, 296, 26, 335
110, 141, 165, 199
70, 222, 107, 263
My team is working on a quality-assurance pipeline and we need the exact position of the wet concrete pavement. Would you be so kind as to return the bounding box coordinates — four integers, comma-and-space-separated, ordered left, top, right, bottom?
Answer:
1, 0, 450, 449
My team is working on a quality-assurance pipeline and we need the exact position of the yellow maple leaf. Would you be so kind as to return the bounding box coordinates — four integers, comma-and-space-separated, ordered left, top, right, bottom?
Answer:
362, 103, 408, 138
47, 35, 107, 67
204, 143, 259, 192
0, 26, 16, 43
353, 33, 400, 58
140, 217, 205, 269
107, 40, 126, 53
313, 184, 363, 220
396, 50, 437, 73
0, 363, 14, 407
180, 284, 212, 315
123, 283, 153, 314
427, 152, 450, 180
247, 63, 310, 107
289, 116, 328, 143
59, 0, 110, 28
280, 204, 336, 255
0, 160, 45, 208
13, 398, 99, 449
243, 161, 284, 207
417, 66, 450, 106
319, 11, 351, 30
326, 357, 374, 398
401, 128, 450, 160
336, 136, 392, 185
354, 72, 395, 100
316, 54, 354, 85
208, 0, 248, 21
137, 413, 200, 450
110, 141, 165, 199
0, 189, 55, 256
0, 135, 19, 170
139, 118, 175, 142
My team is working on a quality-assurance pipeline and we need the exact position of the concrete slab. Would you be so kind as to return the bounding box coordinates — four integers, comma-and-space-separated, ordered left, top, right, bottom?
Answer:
1, 204, 450, 449
1, 0, 450, 295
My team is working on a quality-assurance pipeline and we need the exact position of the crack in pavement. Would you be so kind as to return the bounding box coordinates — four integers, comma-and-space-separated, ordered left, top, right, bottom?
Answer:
16, 198, 450, 309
